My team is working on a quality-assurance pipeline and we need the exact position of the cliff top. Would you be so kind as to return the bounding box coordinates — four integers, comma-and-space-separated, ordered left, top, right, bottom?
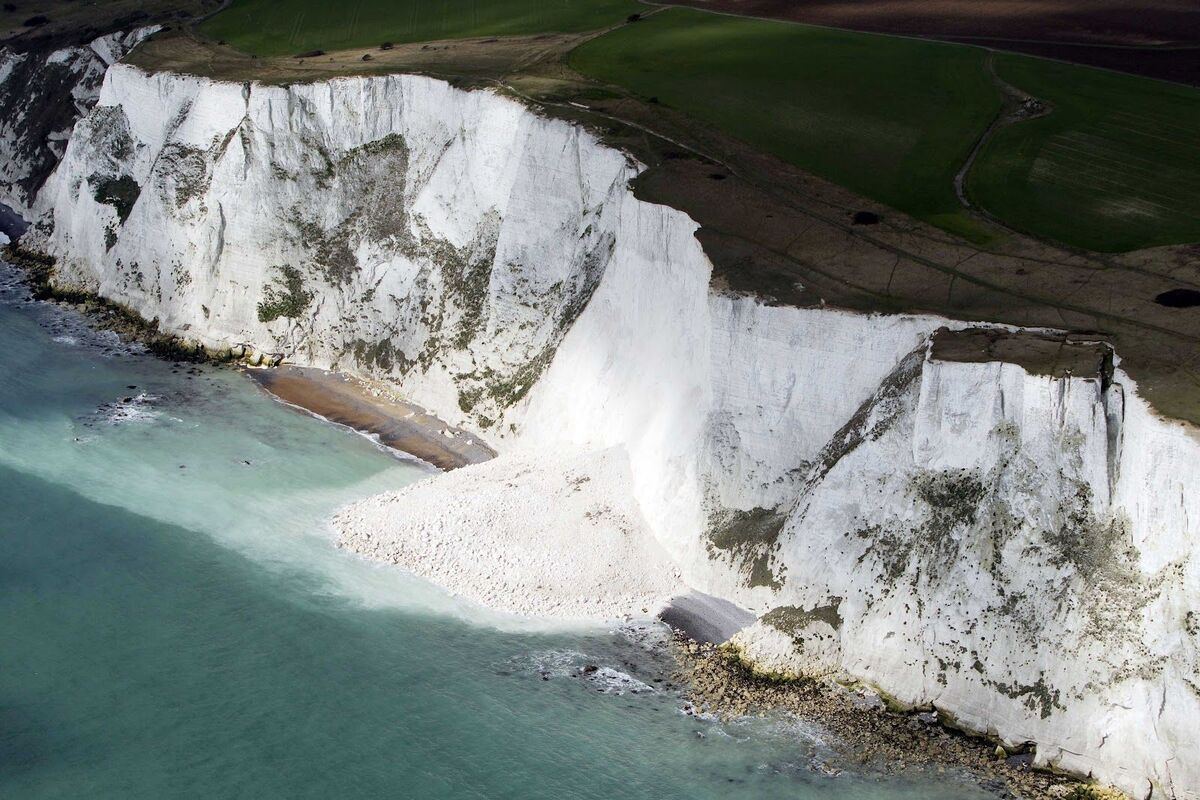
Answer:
930, 328, 1113, 381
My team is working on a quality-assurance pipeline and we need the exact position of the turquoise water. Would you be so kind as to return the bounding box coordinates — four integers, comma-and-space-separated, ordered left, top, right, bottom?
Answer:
0, 267, 989, 799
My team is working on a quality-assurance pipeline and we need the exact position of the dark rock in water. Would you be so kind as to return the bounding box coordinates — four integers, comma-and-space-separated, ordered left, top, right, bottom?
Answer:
581, 664, 599, 675
977, 778, 1008, 796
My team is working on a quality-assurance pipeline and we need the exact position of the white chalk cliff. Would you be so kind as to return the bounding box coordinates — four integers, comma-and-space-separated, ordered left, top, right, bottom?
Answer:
21, 63, 1200, 799
0, 28, 156, 216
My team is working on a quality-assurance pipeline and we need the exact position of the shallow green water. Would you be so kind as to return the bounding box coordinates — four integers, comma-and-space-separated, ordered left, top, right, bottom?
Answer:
0, 268, 989, 799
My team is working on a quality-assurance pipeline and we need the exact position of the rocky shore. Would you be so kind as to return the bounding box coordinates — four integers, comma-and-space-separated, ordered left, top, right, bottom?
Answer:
4, 243, 230, 364
670, 637, 1127, 800
4, 243, 494, 471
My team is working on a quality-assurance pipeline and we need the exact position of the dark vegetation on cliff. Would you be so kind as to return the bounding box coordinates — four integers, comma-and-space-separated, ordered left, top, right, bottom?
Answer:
256, 265, 313, 323
91, 174, 141, 224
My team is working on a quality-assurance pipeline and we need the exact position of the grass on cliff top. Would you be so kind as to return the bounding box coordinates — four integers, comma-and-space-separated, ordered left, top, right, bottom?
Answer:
198, 0, 642, 56
570, 8, 1200, 252
569, 9, 1003, 244
967, 54, 1200, 253
199, 3, 1200, 253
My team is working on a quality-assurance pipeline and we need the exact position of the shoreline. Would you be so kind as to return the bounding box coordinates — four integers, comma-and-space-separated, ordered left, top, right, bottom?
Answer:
1, 252, 1128, 799
4, 242, 492, 473
670, 638, 1119, 800
244, 365, 495, 472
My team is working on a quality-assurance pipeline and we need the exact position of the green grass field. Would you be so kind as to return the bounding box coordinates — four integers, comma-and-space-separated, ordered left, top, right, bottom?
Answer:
199, 2, 1200, 253
569, 9, 1003, 243
199, 0, 642, 56
571, 9, 1200, 252
967, 55, 1200, 252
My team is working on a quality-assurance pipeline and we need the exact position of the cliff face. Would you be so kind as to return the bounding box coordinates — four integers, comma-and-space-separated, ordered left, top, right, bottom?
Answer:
0, 28, 156, 216
33, 65, 626, 431
26, 64, 1200, 798
738, 345, 1198, 796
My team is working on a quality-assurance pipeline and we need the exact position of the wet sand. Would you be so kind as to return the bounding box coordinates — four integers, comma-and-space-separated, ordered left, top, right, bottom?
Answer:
658, 591, 756, 644
245, 366, 494, 471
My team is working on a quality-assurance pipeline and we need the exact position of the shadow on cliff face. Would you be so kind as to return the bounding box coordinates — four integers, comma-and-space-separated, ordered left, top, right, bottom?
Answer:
0, 202, 27, 240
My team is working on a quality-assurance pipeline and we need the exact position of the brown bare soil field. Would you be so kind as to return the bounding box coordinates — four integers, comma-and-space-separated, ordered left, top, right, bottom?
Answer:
656, 0, 1200, 84
957, 40, 1200, 86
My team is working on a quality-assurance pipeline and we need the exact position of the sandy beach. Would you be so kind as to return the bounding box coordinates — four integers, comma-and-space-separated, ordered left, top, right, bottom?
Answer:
245, 365, 494, 471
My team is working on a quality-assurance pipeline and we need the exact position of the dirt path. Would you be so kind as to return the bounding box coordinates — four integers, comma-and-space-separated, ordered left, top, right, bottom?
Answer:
953, 51, 1051, 213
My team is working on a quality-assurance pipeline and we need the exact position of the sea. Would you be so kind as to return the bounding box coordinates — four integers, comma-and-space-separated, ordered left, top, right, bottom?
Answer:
0, 261, 991, 799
